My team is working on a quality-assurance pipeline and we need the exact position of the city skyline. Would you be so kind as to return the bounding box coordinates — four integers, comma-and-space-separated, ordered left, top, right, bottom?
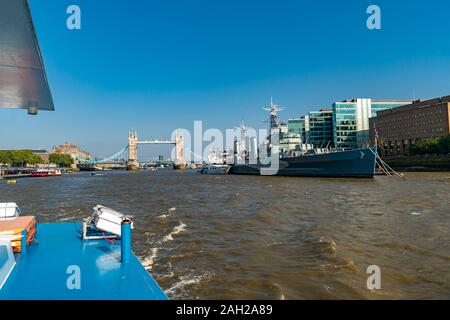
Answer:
1, 0, 450, 159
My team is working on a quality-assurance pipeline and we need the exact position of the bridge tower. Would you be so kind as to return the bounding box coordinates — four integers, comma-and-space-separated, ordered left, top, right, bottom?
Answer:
127, 131, 139, 171
173, 132, 186, 170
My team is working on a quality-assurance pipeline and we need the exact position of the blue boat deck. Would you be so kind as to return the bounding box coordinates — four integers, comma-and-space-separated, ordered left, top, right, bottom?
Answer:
0, 222, 167, 300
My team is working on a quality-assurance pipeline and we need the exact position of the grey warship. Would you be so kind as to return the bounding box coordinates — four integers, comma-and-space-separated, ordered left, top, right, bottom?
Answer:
228, 100, 377, 178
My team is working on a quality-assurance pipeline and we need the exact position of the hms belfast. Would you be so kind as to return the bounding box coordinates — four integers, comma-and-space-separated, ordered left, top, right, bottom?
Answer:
228, 100, 377, 178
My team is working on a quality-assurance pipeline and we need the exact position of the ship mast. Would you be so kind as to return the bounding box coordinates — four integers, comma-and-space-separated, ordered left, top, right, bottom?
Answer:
238, 120, 248, 145
263, 97, 283, 130
233, 120, 248, 161
263, 97, 284, 148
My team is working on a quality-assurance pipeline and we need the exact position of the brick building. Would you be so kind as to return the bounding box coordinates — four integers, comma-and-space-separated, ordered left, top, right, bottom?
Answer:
51, 142, 91, 168
29, 150, 50, 165
369, 96, 450, 156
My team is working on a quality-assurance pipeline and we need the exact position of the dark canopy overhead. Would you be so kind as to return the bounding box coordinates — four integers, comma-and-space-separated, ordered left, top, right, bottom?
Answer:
0, 0, 54, 114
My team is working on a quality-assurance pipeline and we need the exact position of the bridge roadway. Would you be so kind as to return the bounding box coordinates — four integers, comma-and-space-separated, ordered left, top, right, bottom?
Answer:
137, 140, 176, 145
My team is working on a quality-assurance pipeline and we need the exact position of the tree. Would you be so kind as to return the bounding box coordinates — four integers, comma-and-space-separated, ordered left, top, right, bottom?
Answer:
27, 153, 43, 166
0, 150, 42, 167
410, 138, 440, 155
437, 135, 450, 154
0, 151, 10, 165
49, 153, 74, 167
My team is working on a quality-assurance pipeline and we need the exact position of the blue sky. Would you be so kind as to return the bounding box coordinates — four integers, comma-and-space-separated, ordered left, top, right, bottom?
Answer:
1, 0, 450, 159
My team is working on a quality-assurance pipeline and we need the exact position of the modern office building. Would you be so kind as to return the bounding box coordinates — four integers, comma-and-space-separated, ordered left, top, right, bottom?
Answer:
279, 122, 288, 135
288, 116, 309, 144
333, 99, 412, 149
279, 122, 301, 153
307, 109, 334, 148
369, 96, 450, 156
279, 133, 302, 154
285, 110, 333, 149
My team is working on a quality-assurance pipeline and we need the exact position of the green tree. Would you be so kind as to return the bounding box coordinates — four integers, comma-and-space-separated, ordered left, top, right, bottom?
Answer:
437, 135, 450, 154
27, 153, 43, 166
0, 150, 42, 167
410, 138, 440, 155
49, 153, 74, 167
0, 151, 10, 164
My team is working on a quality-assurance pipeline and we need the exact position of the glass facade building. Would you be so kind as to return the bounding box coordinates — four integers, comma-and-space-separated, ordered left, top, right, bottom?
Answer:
307, 110, 334, 148
279, 123, 301, 153
332, 101, 359, 149
287, 116, 309, 144
333, 99, 413, 150
280, 99, 412, 152
370, 102, 413, 117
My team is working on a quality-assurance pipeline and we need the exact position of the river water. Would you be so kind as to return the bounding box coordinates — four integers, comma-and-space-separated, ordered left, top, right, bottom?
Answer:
1, 170, 449, 299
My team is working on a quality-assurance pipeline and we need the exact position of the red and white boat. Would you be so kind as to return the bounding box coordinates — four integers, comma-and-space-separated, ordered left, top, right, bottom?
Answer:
31, 168, 62, 177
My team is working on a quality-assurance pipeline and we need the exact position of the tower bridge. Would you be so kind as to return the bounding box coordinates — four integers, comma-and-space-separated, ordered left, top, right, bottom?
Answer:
127, 131, 185, 170
77, 131, 186, 171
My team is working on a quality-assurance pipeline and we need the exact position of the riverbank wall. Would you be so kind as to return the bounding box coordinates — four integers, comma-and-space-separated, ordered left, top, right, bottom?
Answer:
385, 155, 450, 172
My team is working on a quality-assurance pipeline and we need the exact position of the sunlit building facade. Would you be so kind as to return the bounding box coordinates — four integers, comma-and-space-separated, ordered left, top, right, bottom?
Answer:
369, 96, 450, 156
287, 116, 309, 144
307, 109, 334, 148
279, 122, 301, 153
333, 99, 412, 149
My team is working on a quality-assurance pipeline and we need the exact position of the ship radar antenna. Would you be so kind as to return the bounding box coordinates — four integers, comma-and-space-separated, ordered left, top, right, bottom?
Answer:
234, 120, 248, 134
263, 97, 284, 129
239, 120, 248, 133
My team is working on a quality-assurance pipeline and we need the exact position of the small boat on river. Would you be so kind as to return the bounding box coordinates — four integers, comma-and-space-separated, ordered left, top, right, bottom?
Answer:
199, 165, 231, 175
31, 168, 62, 177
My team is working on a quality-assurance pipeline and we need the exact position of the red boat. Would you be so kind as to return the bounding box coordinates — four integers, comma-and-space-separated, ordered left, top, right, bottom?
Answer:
31, 169, 62, 177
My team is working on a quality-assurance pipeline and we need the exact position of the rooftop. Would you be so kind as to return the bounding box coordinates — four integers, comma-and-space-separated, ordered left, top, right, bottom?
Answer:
309, 109, 332, 113
339, 99, 414, 103
27, 150, 48, 154
376, 95, 450, 116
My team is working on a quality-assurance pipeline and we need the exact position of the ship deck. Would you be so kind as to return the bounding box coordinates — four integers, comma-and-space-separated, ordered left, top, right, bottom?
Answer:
0, 222, 167, 300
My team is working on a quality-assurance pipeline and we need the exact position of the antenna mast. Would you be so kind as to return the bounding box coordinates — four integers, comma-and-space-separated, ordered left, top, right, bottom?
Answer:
263, 97, 283, 130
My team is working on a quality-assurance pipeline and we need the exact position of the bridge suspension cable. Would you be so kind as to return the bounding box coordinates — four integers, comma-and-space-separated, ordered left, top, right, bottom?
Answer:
77, 145, 129, 164
186, 148, 208, 163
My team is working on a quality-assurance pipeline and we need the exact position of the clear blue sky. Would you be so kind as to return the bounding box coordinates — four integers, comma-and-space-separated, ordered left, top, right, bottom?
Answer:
1, 0, 449, 159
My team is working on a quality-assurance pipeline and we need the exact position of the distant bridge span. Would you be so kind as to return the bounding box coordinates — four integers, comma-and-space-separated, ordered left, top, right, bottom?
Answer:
137, 140, 176, 145
77, 131, 186, 170
127, 131, 185, 170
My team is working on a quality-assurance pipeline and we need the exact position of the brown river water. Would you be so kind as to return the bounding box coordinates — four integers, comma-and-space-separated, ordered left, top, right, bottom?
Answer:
1, 170, 449, 299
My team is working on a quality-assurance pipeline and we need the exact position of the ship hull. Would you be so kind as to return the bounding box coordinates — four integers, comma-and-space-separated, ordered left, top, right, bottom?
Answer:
199, 165, 231, 175
229, 148, 377, 178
